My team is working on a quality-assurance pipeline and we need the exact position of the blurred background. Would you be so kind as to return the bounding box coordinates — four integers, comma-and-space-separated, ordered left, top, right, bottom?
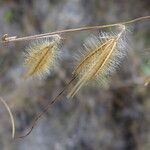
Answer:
0, 0, 150, 150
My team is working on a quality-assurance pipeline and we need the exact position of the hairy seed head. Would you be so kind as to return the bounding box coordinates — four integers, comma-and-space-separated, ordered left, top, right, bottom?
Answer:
24, 35, 61, 79
68, 25, 127, 98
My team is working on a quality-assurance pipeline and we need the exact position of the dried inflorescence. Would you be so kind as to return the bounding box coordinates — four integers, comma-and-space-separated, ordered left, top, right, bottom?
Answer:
1, 16, 149, 138
23, 35, 62, 79
68, 25, 127, 98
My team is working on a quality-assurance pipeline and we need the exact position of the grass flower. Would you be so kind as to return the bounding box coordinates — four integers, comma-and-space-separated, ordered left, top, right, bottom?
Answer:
24, 35, 61, 79
68, 25, 127, 98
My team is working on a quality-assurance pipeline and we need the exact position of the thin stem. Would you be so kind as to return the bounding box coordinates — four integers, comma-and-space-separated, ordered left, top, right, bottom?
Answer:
15, 75, 77, 139
121, 16, 150, 25
110, 75, 150, 89
1, 16, 150, 43
0, 97, 15, 139
1, 24, 120, 43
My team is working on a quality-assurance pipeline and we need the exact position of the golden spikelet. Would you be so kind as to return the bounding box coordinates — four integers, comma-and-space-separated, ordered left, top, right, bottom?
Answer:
68, 25, 127, 98
24, 35, 61, 79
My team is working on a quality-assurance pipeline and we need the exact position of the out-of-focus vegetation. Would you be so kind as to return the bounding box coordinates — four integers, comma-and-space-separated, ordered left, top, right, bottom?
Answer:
0, 0, 149, 150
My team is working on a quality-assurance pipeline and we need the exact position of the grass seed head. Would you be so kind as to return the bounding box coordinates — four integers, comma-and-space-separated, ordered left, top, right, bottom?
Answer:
23, 35, 61, 79
68, 25, 127, 98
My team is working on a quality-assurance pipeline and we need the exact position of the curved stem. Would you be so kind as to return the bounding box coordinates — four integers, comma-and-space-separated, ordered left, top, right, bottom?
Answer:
0, 97, 15, 139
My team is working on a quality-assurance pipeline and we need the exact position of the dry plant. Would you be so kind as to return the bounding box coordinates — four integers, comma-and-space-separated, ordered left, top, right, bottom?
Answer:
68, 25, 126, 98
0, 16, 150, 139
23, 35, 61, 79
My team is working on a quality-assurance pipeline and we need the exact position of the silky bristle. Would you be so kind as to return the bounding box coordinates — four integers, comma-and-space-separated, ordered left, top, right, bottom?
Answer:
68, 25, 127, 98
24, 35, 61, 79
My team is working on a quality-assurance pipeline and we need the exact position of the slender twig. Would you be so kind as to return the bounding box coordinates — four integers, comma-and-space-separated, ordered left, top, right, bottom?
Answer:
0, 97, 15, 139
1, 16, 150, 43
15, 74, 150, 139
15, 75, 77, 139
